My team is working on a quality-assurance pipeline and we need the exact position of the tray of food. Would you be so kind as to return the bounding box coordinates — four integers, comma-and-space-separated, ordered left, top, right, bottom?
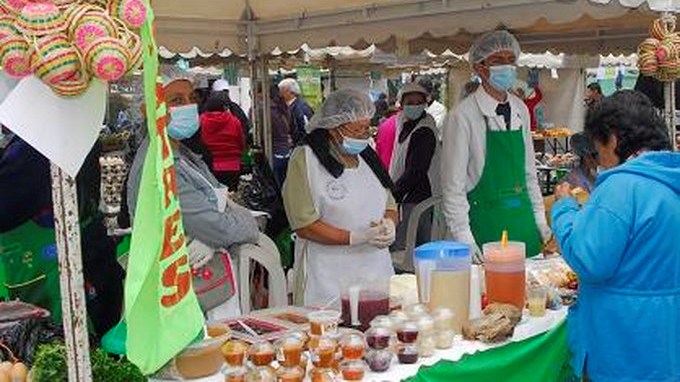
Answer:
527, 256, 578, 306
249, 306, 314, 329
217, 317, 294, 343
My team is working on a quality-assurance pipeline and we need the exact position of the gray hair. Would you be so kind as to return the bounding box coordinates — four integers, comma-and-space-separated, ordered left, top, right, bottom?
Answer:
278, 78, 301, 95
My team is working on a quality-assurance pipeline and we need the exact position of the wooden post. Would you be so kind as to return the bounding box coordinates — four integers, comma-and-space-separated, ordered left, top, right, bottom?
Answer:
50, 163, 92, 382
664, 81, 677, 150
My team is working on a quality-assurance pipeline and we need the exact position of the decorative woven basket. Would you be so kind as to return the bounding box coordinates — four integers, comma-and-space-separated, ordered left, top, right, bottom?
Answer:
109, 0, 146, 29
0, 35, 31, 77
51, 69, 90, 97
119, 26, 141, 73
0, 0, 28, 14
84, 36, 129, 81
17, 2, 67, 36
30, 33, 80, 85
0, 14, 17, 39
70, 10, 116, 52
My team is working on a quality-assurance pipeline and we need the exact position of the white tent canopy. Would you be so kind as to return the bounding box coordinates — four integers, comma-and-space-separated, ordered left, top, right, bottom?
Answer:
155, 0, 678, 55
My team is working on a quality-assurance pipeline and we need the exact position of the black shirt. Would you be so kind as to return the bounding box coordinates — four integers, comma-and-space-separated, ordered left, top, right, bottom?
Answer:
393, 115, 437, 204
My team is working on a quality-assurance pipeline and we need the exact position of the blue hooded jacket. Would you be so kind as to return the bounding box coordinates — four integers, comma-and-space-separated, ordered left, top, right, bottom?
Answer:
552, 151, 680, 382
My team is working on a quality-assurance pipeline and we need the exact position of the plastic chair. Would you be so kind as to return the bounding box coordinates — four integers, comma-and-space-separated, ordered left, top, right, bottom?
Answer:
233, 233, 288, 314
396, 196, 446, 272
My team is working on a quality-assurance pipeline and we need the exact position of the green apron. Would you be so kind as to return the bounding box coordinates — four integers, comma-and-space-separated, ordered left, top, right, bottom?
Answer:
0, 220, 62, 322
467, 116, 542, 257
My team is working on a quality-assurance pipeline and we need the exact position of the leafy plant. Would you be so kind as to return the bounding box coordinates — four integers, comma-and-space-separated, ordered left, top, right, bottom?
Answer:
31, 343, 145, 382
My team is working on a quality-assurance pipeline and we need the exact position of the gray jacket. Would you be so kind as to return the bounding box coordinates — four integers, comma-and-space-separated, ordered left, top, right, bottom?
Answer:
127, 138, 259, 249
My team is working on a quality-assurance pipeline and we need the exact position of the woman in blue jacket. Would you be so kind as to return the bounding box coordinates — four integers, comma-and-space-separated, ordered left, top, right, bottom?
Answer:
552, 90, 680, 382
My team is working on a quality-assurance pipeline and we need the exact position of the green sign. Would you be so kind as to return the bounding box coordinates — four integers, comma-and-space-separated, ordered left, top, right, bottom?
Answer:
296, 65, 322, 111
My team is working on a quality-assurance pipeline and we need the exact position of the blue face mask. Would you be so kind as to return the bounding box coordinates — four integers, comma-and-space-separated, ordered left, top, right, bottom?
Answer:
488, 65, 517, 92
341, 135, 370, 155
402, 104, 426, 120
167, 104, 199, 140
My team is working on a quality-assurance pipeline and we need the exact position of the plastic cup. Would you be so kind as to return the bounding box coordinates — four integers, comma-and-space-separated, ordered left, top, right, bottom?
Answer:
308, 310, 341, 336
528, 286, 548, 317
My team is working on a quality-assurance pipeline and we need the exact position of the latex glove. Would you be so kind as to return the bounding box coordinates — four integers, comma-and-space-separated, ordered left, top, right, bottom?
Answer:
349, 225, 383, 246
187, 239, 214, 269
369, 219, 396, 249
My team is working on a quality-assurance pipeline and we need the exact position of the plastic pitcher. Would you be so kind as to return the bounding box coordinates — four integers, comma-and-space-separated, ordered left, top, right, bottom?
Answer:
340, 278, 390, 331
414, 241, 471, 333
484, 241, 526, 310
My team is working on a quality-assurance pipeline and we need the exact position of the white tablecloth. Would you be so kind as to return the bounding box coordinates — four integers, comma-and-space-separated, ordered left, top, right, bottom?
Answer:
150, 308, 568, 382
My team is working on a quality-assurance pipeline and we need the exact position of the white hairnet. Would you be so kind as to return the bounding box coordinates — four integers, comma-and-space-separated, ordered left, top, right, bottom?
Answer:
306, 88, 375, 133
278, 78, 301, 95
469, 30, 521, 64
160, 64, 194, 88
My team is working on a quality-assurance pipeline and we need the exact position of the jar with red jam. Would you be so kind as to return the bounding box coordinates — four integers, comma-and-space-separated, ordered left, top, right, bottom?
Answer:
396, 322, 419, 344
365, 326, 394, 350
249, 340, 276, 367
397, 344, 419, 365
366, 349, 393, 372
340, 333, 366, 360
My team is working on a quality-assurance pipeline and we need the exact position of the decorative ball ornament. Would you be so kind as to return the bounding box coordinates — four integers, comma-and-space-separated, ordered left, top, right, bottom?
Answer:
639, 16, 680, 82
70, 11, 116, 52
0, 14, 17, 39
51, 69, 90, 97
120, 27, 141, 73
115, 0, 146, 28
17, 2, 67, 36
29, 33, 80, 84
0, 0, 28, 14
0, 35, 31, 78
84, 36, 129, 81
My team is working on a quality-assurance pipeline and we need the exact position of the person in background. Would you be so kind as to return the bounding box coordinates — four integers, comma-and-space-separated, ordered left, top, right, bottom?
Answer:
372, 92, 389, 126
563, 132, 598, 193
584, 82, 603, 110
128, 65, 259, 320
283, 89, 397, 306
417, 77, 447, 139
552, 90, 679, 381
0, 134, 124, 338
199, 91, 245, 190
441, 30, 551, 263
389, 83, 439, 270
212, 79, 252, 141
514, 79, 544, 132
271, 85, 295, 186
279, 78, 314, 146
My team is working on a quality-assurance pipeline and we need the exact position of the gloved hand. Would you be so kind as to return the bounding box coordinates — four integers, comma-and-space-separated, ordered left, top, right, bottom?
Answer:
187, 239, 215, 269
454, 230, 483, 264
349, 225, 383, 246
369, 219, 396, 249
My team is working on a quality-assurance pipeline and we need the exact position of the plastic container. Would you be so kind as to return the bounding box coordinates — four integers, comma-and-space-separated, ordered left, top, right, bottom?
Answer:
484, 241, 526, 310
276, 365, 305, 382
414, 241, 471, 333
221, 340, 249, 366
310, 336, 337, 368
432, 308, 455, 331
416, 315, 435, 336
435, 330, 455, 349
366, 349, 393, 372
341, 279, 390, 331
416, 334, 436, 358
276, 336, 305, 367
396, 322, 419, 343
365, 326, 394, 350
308, 310, 341, 336
340, 333, 366, 360
340, 359, 366, 381
369, 315, 393, 330
174, 326, 231, 379
309, 367, 337, 382
528, 286, 548, 317
224, 365, 248, 382
403, 303, 429, 319
248, 341, 276, 366
246, 365, 276, 382
397, 344, 419, 364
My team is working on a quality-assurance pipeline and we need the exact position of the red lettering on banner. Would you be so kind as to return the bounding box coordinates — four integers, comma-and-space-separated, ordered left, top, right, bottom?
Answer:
160, 210, 184, 261
162, 166, 178, 208
160, 255, 191, 307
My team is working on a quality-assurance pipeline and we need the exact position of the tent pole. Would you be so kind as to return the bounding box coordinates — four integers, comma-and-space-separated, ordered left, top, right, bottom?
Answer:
50, 163, 92, 382
262, 58, 273, 166
665, 81, 677, 151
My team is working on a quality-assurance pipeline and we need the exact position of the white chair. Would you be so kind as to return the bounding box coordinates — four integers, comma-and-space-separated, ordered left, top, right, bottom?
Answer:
394, 196, 447, 272
233, 233, 288, 314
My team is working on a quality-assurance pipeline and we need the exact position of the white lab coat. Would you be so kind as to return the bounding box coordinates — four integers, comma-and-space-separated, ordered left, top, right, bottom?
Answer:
427, 100, 447, 141
440, 87, 550, 251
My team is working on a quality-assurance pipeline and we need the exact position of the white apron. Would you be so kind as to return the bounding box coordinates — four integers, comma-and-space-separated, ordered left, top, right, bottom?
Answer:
295, 146, 394, 307
183, 160, 241, 321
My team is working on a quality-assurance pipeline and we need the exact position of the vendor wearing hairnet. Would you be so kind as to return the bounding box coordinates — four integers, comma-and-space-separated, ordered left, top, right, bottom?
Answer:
283, 89, 397, 306
441, 30, 551, 262
127, 65, 259, 320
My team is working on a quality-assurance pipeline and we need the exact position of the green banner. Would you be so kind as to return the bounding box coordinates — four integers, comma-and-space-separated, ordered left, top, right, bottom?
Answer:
124, 1, 204, 375
296, 65, 322, 111
405, 321, 574, 382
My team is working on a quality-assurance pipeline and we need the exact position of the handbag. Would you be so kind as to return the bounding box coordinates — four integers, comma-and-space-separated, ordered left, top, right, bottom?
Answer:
188, 240, 236, 312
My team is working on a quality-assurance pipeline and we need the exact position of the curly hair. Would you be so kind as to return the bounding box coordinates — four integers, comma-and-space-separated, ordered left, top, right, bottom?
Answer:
584, 90, 672, 160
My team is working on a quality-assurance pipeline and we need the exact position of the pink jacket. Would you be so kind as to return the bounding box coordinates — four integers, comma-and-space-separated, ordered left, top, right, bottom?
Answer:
375, 114, 398, 170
